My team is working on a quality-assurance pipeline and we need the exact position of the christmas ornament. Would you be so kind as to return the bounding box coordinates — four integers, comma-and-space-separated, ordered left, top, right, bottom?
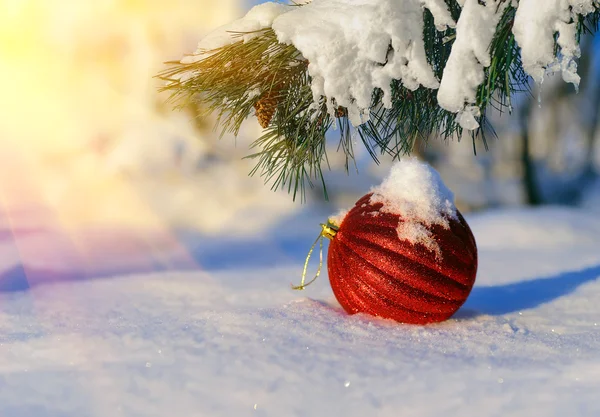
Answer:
293, 159, 478, 324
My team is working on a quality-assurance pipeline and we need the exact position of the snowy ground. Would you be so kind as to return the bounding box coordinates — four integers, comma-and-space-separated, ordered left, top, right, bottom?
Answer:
0, 203, 599, 417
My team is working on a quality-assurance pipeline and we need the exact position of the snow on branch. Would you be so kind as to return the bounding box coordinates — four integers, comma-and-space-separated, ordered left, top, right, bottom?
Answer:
272, 0, 455, 125
513, 0, 597, 87
437, 0, 510, 130
159, 0, 600, 199
181, 2, 288, 63
174, 0, 599, 130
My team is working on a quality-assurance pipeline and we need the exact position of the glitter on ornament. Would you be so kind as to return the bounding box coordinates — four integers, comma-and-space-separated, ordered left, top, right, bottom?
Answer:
293, 159, 478, 325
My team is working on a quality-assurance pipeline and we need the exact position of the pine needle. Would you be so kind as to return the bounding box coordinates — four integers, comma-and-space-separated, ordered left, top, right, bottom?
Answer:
157, 3, 600, 201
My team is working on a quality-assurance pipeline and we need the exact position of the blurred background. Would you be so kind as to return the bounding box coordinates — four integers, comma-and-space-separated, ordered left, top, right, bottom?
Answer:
0, 0, 599, 290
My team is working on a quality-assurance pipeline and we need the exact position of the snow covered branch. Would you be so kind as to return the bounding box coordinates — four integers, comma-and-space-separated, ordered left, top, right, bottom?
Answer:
272, 0, 451, 125
179, 0, 596, 128
437, 0, 510, 129
160, 0, 600, 198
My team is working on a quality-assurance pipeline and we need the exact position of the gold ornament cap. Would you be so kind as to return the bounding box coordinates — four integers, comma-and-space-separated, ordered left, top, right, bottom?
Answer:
291, 219, 339, 291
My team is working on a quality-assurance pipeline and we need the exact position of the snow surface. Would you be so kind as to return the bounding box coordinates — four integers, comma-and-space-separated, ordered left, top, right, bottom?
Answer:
368, 158, 457, 257
1, 201, 600, 416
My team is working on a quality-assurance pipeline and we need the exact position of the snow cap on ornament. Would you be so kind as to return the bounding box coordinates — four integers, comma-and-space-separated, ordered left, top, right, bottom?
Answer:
294, 158, 478, 325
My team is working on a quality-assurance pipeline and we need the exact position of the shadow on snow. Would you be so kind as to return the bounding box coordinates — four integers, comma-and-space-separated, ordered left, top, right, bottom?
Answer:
459, 264, 600, 316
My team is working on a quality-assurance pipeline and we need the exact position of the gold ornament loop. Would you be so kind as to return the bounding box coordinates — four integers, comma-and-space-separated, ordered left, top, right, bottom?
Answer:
321, 220, 339, 240
292, 220, 339, 291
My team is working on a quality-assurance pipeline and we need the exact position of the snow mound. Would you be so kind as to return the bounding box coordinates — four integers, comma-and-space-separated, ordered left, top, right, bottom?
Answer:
368, 159, 456, 256
2, 207, 600, 416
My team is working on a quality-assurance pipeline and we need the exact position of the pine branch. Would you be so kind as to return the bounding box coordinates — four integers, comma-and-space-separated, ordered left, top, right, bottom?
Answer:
158, 27, 346, 200
158, 1, 600, 201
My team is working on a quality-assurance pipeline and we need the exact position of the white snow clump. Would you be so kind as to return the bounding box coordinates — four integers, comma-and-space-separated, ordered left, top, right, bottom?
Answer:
272, 0, 454, 125
513, 0, 597, 87
437, 0, 510, 129
369, 158, 457, 258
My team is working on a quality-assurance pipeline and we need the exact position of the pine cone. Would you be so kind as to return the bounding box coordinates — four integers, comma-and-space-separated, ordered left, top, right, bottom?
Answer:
254, 92, 278, 128
335, 106, 347, 118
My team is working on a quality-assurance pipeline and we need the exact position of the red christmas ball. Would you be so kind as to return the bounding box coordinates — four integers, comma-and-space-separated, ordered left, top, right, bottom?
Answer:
327, 193, 477, 324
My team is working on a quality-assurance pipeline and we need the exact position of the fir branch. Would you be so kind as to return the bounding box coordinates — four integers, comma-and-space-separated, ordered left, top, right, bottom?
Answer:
159, 28, 306, 137
159, 28, 337, 199
159, 1, 600, 201
359, 2, 464, 159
